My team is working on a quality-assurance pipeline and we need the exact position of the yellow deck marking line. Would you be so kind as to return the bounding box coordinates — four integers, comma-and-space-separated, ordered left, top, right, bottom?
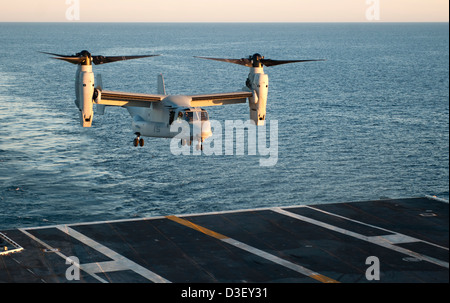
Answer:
166, 215, 229, 240
166, 215, 339, 283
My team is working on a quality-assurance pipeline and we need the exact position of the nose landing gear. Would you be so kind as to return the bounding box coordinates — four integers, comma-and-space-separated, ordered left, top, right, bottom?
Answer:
196, 138, 204, 151
133, 133, 144, 147
181, 138, 204, 150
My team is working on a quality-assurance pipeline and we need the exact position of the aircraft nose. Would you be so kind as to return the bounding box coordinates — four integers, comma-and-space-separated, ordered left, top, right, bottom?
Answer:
192, 120, 212, 140
201, 120, 212, 139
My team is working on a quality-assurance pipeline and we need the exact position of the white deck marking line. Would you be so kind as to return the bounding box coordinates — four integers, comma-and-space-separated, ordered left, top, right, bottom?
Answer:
272, 208, 449, 269
221, 238, 338, 283
81, 261, 130, 274
425, 195, 449, 204
19, 228, 108, 283
304, 205, 449, 251
373, 234, 420, 245
166, 215, 338, 283
56, 226, 170, 283
22, 216, 167, 231
0, 232, 24, 256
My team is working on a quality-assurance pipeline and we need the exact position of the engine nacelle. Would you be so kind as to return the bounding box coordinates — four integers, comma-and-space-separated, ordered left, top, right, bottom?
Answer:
76, 66, 95, 127
248, 71, 268, 126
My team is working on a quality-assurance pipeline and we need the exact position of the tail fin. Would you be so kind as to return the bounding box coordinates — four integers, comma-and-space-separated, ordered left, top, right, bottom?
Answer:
95, 74, 106, 115
157, 74, 166, 95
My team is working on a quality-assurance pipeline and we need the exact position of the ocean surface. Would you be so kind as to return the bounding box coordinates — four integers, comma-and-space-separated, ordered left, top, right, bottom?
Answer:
0, 23, 448, 230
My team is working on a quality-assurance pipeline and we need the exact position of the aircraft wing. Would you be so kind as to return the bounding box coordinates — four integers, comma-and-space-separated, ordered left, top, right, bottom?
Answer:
189, 91, 253, 107
95, 89, 165, 108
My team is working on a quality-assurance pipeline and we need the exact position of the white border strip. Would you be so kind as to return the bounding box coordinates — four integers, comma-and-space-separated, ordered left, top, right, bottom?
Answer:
425, 195, 449, 204
21, 196, 446, 231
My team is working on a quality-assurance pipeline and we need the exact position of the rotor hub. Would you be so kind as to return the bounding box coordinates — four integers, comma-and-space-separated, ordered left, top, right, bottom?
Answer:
251, 53, 264, 67
77, 50, 92, 65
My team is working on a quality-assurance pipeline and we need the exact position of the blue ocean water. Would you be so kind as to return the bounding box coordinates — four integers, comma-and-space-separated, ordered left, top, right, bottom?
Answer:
0, 23, 448, 230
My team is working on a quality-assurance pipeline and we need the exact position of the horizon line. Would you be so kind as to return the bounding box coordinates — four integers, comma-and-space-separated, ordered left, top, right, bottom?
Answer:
1, 21, 449, 23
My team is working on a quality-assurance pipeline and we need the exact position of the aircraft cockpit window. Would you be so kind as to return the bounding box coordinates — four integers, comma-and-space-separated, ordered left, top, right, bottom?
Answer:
201, 110, 209, 121
184, 111, 194, 122
181, 110, 208, 123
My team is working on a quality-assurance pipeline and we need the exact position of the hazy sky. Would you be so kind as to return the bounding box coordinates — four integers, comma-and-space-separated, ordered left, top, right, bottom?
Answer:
0, 0, 448, 22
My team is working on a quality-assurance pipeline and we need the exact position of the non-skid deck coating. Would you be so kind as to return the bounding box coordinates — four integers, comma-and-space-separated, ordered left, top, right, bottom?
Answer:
0, 197, 448, 283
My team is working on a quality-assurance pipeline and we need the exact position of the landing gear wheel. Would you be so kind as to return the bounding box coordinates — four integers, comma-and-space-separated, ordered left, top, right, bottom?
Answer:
133, 132, 142, 147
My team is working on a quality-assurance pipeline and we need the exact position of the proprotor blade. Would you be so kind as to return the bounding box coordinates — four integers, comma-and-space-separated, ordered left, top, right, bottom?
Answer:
39, 51, 77, 58
40, 51, 159, 66
52, 56, 86, 65
261, 58, 326, 67
92, 54, 160, 65
194, 56, 253, 67
195, 55, 326, 68
39, 51, 84, 64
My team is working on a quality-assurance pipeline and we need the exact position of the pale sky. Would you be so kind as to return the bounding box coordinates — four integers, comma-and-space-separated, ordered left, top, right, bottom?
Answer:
0, 0, 448, 22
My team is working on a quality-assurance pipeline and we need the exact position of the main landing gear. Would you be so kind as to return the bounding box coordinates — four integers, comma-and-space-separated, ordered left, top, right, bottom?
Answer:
133, 133, 144, 147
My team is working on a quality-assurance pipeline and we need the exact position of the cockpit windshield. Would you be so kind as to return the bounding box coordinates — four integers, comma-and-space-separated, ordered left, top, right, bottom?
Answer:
200, 110, 209, 121
181, 109, 209, 123
184, 111, 195, 123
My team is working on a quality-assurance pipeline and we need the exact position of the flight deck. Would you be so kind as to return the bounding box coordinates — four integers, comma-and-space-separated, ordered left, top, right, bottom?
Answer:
0, 196, 448, 283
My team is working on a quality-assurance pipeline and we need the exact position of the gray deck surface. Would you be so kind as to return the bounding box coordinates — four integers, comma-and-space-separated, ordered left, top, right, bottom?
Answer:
0, 197, 448, 283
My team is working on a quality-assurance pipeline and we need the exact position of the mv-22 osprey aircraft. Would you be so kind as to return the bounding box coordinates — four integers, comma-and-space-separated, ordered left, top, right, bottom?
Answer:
42, 50, 324, 149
